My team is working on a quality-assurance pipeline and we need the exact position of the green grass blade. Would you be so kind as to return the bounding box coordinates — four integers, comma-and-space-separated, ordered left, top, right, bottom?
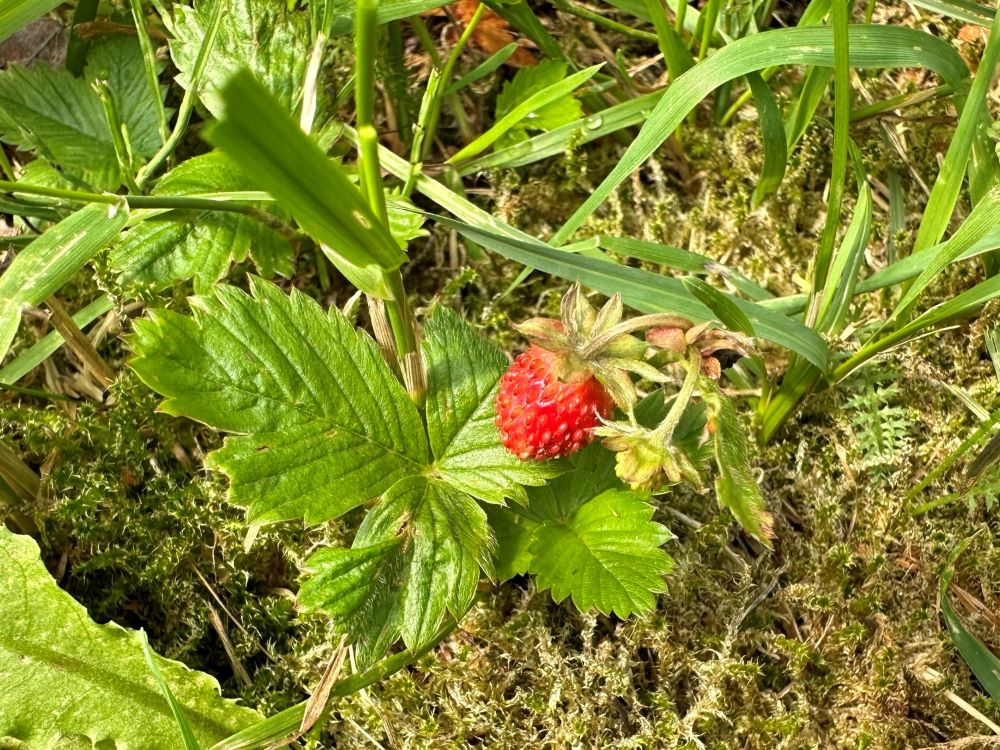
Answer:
815, 140, 872, 332
141, 632, 202, 750
0, 202, 128, 362
444, 43, 519, 95
433, 215, 829, 371
0, 295, 113, 385
448, 65, 603, 164
747, 72, 788, 207
907, 0, 995, 25
645, 0, 694, 81
940, 543, 1000, 703
681, 277, 755, 335
0, 0, 61, 43
327, 0, 452, 35
551, 24, 969, 245
892, 187, 1000, 321
458, 91, 662, 174
911, 11, 1000, 254
783, 67, 833, 152
207, 71, 406, 295
598, 235, 774, 300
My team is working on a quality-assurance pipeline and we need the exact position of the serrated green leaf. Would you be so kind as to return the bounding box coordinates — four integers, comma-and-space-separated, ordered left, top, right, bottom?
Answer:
0, 201, 128, 362
0, 527, 258, 748
171, 0, 309, 118
0, 37, 163, 190
705, 386, 773, 545
129, 278, 428, 524
422, 307, 561, 504
0, 65, 117, 188
300, 476, 489, 663
485, 503, 538, 581
494, 60, 584, 147
528, 490, 674, 617
109, 153, 292, 293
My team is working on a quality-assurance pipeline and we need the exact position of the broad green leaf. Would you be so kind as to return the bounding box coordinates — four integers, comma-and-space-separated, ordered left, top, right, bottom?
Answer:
209, 72, 406, 296
171, 0, 309, 118
449, 64, 602, 164
129, 278, 428, 524
528, 490, 674, 617
0, 202, 129, 362
0, 0, 62, 43
422, 308, 561, 504
0, 66, 117, 188
552, 24, 970, 244
0, 527, 258, 748
485, 503, 538, 581
705, 386, 773, 545
493, 61, 585, 147
110, 153, 293, 294
300, 476, 489, 662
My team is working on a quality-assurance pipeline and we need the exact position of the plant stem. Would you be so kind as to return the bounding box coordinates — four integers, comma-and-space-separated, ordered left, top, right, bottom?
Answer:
135, 0, 225, 187
355, 0, 425, 403
653, 349, 702, 444
127, 0, 170, 145
551, 0, 657, 42
65, 0, 100, 76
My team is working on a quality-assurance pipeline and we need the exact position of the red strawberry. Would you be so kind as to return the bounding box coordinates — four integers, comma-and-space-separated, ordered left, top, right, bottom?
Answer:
495, 345, 615, 460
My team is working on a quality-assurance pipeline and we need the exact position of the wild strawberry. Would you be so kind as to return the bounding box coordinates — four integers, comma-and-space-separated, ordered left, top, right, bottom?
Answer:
495, 345, 615, 460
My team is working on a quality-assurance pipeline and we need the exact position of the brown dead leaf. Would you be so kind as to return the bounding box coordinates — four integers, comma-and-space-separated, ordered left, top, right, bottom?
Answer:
449, 0, 536, 67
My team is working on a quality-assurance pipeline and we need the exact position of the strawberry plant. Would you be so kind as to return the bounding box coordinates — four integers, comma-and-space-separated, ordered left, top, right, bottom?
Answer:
0, 0, 998, 744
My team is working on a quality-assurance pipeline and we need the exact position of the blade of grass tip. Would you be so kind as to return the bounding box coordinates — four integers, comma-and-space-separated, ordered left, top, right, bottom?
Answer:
907, 406, 1000, 501
886, 168, 905, 267
550, 24, 968, 246
907, 0, 995, 25
444, 43, 519, 96
448, 64, 604, 164
910, 10, 1000, 258
940, 541, 1000, 703
140, 631, 202, 750
783, 67, 833, 155
747, 72, 788, 207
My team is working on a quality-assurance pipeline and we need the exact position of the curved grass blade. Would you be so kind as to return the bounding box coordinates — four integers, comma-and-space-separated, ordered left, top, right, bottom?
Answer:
141, 631, 202, 750
911, 12, 1000, 255
747, 72, 787, 207
0, 202, 128, 362
434, 215, 829, 371
0, 0, 61, 43
448, 65, 603, 164
551, 24, 970, 244
444, 43, 519, 95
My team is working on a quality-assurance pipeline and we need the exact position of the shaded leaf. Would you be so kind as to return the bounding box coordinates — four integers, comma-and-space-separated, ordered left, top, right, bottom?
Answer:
0, 527, 259, 748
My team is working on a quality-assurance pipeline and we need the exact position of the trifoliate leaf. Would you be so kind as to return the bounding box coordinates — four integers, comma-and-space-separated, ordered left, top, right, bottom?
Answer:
171, 0, 309, 118
0, 37, 163, 190
109, 153, 293, 294
300, 476, 489, 664
494, 60, 583, 147
422, 307, 561, 504
0, 527, 259, 748
528, 490, 674, 617
704, 384, 773, 546
129, 278, 428, 524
